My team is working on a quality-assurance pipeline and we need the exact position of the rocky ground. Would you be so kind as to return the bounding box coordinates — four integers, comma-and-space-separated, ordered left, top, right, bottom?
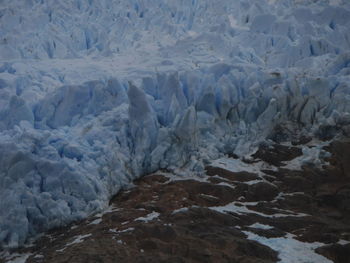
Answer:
1, 139, 350, 263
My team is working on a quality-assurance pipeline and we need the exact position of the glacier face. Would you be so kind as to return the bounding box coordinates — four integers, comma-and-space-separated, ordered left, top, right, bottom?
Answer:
1, 0, 350, 248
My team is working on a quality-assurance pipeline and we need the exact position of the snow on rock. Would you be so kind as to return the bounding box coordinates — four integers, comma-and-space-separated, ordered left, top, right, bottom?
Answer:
248, 223, 274, 230
88, 218, 102, 225
282, 141, 331, 170
134, 212, 160, 223
0, 251, 32, 263
1, 0, 350, 248
243, 231, 333, 263
56, 234, 92, 252
210, 201, 309, 218
210, 157, 277, 176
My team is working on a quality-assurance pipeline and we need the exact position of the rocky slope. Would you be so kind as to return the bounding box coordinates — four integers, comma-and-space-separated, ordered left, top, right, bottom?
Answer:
2, 138, 350, 263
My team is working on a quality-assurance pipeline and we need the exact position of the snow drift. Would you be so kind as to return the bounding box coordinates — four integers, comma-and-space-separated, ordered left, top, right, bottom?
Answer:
0, 0, 350, 248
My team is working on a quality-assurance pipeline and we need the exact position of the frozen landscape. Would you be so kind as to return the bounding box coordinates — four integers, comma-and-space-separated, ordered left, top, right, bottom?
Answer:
0, 0, 350, 261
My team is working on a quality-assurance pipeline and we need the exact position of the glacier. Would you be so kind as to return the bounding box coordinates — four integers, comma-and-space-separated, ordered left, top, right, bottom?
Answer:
0, 0, 350, 248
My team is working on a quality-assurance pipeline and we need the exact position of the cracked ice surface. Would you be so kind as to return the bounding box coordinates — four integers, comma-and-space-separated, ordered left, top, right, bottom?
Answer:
0, 0, 350, 248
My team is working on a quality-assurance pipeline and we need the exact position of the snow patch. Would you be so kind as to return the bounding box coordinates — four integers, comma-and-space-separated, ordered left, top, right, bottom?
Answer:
109, 227, 135, 234
210, 201, 309, 218
134, 212, 160, 223
211, 158, 277, 177
338, 239, 350, 245
172, 207, 190, 214
89, 218, 102, 225
243, 231, 332, 263
56, 234, 92, 252
248, 223, 274, 230
282, 143, 331, 170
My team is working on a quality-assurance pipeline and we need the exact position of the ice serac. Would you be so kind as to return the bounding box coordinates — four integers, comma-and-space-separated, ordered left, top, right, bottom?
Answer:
128, 82, 158, 176
1, 0, 350, 248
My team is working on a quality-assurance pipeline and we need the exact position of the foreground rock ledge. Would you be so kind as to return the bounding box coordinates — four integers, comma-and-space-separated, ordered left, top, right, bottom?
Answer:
1, 140, 350, 263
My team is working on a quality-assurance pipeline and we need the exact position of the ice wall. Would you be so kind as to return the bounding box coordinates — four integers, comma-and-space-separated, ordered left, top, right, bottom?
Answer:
0, 0, 350, 248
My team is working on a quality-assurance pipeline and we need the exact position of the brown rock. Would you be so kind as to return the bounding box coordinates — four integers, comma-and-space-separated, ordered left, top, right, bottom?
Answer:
246, 182, 279, 201
252, 143, 302, 166
236, 239, 278, 261
205, 166, 260, 182
336, 188, 350, 211
316, 243, 350, 263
